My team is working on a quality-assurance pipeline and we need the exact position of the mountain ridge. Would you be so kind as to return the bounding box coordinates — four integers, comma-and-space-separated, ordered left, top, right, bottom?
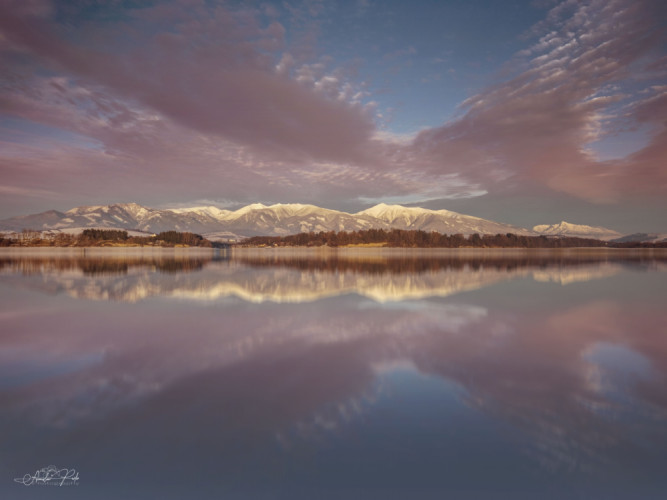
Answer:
0, 202, 626, 242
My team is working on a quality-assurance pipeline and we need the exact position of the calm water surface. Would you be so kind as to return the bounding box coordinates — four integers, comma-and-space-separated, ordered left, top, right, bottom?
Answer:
1, 248, 666, 499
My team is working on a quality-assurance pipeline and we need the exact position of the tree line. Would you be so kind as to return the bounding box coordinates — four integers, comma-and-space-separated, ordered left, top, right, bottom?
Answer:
240, 229, 667, 248
3, 227, 664, 249
0, 229, 221, 248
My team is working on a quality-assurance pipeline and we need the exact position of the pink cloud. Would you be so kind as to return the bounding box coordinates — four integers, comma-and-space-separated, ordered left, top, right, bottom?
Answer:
0, 0, 665, 214
0, 1, 374, 165
406, 0, 667, 202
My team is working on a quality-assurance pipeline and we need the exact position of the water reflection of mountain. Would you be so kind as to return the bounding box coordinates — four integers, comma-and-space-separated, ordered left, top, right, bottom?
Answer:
2, 251, 667, 494
0, 251, 665, 303
231, 250, 667, 273
2, 279, 666, 489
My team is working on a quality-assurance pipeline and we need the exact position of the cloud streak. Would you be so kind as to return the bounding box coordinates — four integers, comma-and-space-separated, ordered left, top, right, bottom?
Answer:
411, 0, 667, 201
0, 0, 665, 221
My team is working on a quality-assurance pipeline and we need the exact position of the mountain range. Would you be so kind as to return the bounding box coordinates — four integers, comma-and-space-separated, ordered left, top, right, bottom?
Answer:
0, 202, 636, 242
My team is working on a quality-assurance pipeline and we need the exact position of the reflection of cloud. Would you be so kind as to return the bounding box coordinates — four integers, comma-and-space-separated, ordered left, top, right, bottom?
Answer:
0, 285, 488, 431
406, 299, 667, 476
1, 254, 667, 490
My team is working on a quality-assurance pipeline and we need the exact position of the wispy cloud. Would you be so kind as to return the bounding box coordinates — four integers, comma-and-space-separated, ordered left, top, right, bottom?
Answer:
407, 0, 667, 202
0, 0, 665, 217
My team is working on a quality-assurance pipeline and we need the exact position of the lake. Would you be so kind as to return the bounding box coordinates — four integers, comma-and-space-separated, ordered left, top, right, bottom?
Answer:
1, 248, 666, 499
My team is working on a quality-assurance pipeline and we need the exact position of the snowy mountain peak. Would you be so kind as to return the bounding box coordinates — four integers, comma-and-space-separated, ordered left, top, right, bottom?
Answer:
357, 203, 467, 226
233, 203, 268, 215
117, 202, 144, 208
358, 203, 430, 219
533, 221, 622, 241
269, 203, 307, 209
167, 206, 233, 219
362, 202, 390, 212
351, 203, 533, 236
116, 203, 151, 216
265, 203, 327, 216
534, 221, 597, 233
66, 205, 105, 215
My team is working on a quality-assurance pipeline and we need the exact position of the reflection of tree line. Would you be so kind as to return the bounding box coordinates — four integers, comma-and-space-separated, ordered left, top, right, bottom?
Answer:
0, 257, 217, 276
231, 253, 667, 275
0, 251, 665, 276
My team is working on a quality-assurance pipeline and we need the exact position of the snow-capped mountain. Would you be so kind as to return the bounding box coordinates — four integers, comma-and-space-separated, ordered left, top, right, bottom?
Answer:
357, 203, 534, 236
532, 221, 623, 241
0, 202, 624, 241
610, 233, 667, 244
168, 205, 233, 219
201, 203, 378, 237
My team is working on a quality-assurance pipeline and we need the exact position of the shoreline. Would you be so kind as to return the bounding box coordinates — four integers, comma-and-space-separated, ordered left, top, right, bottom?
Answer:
231, 246, 667, 258
0, 246, 221, 256
2, 246, 665, 259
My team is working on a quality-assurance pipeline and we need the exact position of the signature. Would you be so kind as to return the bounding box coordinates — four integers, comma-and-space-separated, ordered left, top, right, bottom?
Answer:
14, 465, 79, 486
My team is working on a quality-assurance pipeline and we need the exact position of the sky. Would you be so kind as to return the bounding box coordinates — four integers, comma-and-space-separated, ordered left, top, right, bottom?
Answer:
0, 0, 666, 232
